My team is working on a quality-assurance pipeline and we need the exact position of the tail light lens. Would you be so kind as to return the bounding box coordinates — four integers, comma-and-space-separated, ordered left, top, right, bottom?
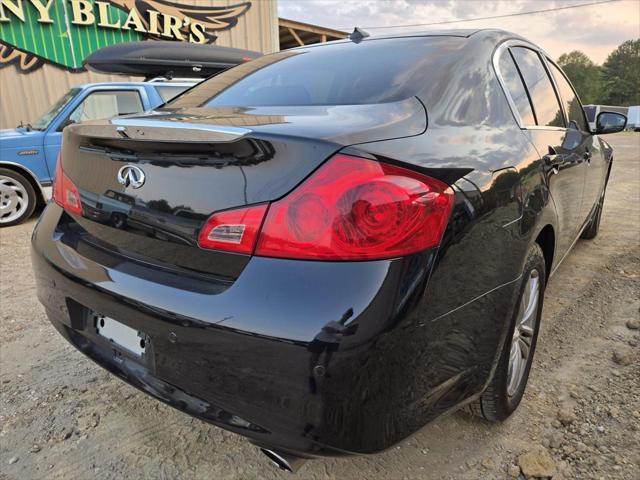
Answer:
53, 155, 83, 215
198, 203, 268, 254
257, 155, 454, 259
198, 154, 454, 260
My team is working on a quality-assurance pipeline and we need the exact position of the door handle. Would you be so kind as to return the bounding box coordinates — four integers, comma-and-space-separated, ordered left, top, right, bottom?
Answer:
543, 153, 564, 175
583, 151, 592, 163
543, 154, 563, 167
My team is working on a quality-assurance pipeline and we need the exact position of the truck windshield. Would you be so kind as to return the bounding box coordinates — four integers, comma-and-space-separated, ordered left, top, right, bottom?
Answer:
32, 88, 81, 130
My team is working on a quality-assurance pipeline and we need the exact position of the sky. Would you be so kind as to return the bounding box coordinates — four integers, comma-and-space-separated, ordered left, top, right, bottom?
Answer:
277, 0, 640, 64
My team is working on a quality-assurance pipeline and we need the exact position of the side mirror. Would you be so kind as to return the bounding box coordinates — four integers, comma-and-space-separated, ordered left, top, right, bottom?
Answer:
595, 111, 627, 134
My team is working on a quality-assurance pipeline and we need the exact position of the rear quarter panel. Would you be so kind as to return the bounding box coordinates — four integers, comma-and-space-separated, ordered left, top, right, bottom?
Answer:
346, 31, 556, 415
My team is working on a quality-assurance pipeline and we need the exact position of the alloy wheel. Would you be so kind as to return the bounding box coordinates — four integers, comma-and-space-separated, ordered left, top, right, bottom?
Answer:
0, 175, 29, 224
507, 269, 540, 397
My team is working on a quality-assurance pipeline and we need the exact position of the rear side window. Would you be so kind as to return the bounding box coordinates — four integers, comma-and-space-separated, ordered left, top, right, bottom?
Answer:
155, 85, 192, 102
169, 37, 466, 108
68, 90, 143, 124
510, 47, 564, 128
498, 50, 536, 125
547, 61, 589, 132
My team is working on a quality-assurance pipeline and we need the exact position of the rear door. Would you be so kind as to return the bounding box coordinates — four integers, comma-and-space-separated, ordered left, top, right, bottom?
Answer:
499, 45, 587, 261
545, 59, 604, 227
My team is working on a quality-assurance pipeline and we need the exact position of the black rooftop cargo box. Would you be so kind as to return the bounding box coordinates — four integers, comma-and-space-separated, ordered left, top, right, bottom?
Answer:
84, 41, 261, 78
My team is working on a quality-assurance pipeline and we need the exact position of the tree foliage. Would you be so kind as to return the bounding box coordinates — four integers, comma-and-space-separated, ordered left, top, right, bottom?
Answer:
556, 39, 639, 106
557, 51, 601, 104
600, 39, 640, 106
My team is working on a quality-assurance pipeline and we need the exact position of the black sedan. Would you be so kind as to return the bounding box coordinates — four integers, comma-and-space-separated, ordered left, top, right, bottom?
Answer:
31, 29, 626, 472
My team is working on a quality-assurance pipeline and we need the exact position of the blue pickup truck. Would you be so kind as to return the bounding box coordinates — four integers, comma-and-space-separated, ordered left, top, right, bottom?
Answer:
0, 79, 196, 226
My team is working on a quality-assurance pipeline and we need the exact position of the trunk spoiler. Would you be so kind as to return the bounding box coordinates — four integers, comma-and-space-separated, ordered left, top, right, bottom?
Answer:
72, 117, 251, 143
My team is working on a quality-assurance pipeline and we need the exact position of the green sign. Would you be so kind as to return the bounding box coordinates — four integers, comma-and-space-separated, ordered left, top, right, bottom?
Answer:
0, 0, 251, 72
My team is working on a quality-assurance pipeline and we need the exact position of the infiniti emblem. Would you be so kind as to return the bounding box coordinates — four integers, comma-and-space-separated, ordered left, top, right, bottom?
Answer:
117, 165, 146, 189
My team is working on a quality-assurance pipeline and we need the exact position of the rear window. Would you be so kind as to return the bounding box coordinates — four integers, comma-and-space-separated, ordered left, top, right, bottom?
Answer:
498, 50, 536, 125
169, 37, 465, 108
510, 47, 564, 128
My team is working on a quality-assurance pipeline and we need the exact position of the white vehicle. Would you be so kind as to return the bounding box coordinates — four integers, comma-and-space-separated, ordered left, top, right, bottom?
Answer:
583, 104, 629, 132
625, 106, 640, 131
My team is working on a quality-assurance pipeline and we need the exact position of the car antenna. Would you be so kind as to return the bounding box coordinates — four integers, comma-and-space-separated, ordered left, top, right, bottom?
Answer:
349, 27, 370, 43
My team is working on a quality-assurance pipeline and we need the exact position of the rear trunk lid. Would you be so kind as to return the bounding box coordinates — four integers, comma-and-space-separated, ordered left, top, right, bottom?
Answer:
60, 99, 426, 278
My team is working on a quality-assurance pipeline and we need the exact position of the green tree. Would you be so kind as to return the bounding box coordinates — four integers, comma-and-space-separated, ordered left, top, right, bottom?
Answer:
557, 51, 601, 104
600, 39, 640, 106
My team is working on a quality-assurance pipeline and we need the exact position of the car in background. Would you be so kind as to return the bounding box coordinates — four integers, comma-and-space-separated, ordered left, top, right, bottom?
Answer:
626, 105, 640, 131
583, 104, 630, 132
0, 41, 261, 227
0, 79, 196, 227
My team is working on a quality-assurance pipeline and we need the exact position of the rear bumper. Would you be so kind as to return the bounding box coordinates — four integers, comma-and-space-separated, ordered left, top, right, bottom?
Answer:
31, 203, 516, 457
42, 185, 52, 201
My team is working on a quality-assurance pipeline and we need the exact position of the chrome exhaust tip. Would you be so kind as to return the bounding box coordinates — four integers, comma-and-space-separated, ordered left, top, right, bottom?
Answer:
260, 448, 307, 473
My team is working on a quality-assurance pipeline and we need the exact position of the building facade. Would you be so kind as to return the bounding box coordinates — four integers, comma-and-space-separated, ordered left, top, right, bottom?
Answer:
0, 0, 279, 129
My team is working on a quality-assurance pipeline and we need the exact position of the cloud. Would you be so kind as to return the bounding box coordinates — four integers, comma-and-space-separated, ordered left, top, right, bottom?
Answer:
278, 0, 640, 63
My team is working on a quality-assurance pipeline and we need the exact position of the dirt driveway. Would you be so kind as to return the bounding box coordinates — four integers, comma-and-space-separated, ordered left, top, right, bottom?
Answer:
1, 134, 638, 480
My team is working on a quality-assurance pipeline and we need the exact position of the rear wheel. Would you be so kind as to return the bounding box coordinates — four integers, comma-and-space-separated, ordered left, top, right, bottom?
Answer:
0, 168, 37, 227
470, 243, 545, 421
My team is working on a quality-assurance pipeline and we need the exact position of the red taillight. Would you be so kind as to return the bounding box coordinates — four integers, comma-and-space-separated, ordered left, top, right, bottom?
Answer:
198, 154, 454, 260
257, 155, 453, 260
53, 156, 82, 215
198, 203, 268, 254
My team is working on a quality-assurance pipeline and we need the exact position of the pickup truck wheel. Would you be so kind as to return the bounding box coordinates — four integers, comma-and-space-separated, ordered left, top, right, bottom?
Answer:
0, 168, 37, 227
469, 243, 545, 421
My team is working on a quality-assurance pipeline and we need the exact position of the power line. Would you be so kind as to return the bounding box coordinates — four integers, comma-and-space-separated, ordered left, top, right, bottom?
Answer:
342, 0, 621, 30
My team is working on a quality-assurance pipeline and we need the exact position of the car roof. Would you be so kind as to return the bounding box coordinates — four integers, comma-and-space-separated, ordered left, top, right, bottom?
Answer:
288, 28, 532, 52
369, 28, 483, 39
359, 28, 526, 40
369, 28, 526, 39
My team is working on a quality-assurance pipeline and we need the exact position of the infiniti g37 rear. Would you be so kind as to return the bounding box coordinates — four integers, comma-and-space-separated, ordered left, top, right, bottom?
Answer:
31, 29, 626, 470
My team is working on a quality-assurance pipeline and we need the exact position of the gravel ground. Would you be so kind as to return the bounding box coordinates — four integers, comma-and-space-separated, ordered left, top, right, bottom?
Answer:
1, 134, 638, 480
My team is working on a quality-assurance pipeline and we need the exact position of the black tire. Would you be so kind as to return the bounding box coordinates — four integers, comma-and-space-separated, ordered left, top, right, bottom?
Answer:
470, 243, 546, 421
0, 168, 37, 227
581, 196, 604, 240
